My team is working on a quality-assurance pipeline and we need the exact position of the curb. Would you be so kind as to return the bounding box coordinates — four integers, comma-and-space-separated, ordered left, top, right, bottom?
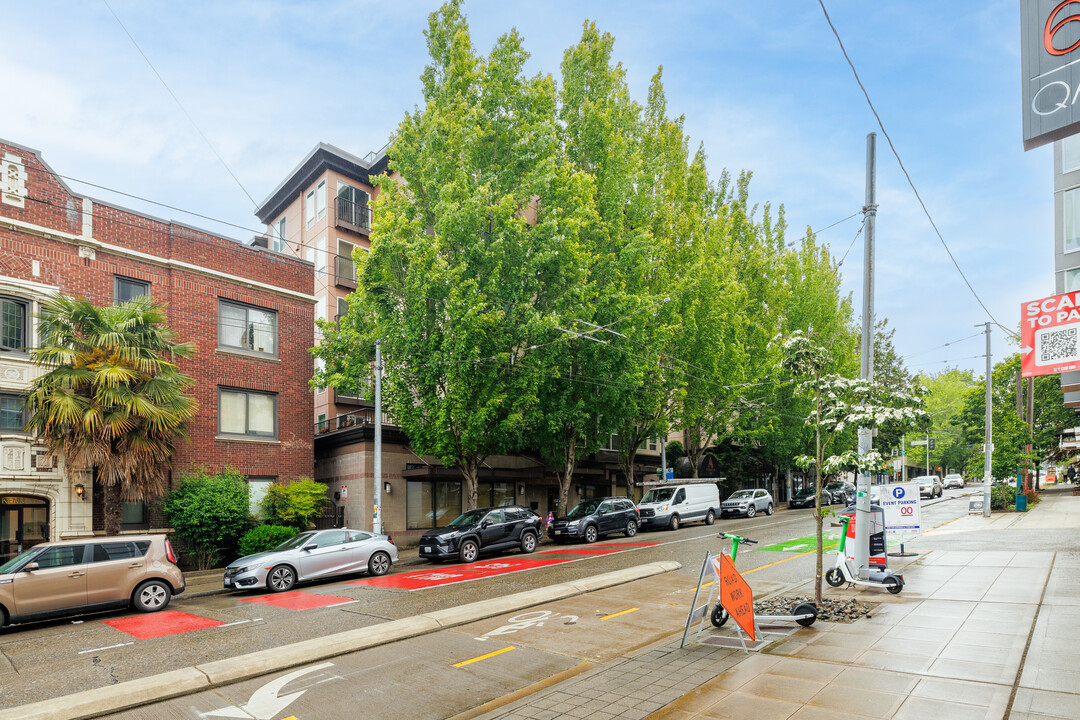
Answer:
7, 560, 681, 720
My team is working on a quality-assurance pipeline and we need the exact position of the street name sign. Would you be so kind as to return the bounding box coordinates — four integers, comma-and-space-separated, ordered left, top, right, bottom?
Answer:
1022, 291, 1080, 377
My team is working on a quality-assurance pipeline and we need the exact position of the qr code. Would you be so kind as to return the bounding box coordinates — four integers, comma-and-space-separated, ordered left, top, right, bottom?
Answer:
1038, 326, 1079, 364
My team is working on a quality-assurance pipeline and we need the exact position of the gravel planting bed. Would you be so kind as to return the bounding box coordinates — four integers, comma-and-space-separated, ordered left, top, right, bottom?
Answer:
754, 595, 874, 623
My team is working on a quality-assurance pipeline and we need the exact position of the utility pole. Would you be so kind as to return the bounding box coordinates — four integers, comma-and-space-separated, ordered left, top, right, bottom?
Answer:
982, 323, 992, 517
855, 132, 877, 580
901, 435, 906, 482
926, 432, 930, 477
374, 340, 383, 534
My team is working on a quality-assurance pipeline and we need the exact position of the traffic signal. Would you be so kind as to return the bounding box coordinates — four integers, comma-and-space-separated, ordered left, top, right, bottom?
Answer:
929, 438, 936, 450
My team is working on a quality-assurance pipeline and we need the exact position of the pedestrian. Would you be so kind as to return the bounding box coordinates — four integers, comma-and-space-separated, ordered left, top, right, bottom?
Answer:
1068, 466, 1077, 484
545, 510, 554, 530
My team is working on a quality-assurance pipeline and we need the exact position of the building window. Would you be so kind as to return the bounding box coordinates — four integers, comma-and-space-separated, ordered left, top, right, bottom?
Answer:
1065, 136, 1080, 174
337, 239, 356, 283
121, 502, 149, 530
602, 434, 622, 451
306, 189, 316, 227
1067, 268, 1080, 292
0, 297, 26, 352
246, 476, 275, 517
1066, 187, 1080, 253
114, 276, 150, 303
406, 480, 462, 529
218, 299, 278, 357
478, 481, 515, 508
316, 180, 327, 220
0, 393, 26, 432
218, 388, 278, 439
273, 217, 286, 253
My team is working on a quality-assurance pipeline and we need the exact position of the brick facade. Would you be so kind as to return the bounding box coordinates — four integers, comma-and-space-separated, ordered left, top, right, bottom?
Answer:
0, 139, 314, 542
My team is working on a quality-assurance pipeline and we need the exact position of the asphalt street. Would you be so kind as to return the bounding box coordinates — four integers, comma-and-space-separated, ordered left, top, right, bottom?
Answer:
0, 488, 978, 712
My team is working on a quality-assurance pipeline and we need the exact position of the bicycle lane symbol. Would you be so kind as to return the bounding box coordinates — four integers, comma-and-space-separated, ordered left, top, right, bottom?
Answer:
475, 610, 579, 641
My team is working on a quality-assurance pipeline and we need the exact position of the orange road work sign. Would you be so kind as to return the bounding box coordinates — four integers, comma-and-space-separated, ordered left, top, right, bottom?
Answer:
712, 553, 755, 642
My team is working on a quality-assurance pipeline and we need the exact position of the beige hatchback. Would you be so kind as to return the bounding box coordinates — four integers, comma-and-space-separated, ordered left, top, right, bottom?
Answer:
0, 535, 185, 627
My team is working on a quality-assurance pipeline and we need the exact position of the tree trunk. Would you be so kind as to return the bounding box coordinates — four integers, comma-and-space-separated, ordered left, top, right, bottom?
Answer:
460, 455, 481, 511
814, 380, 824, 607
101, 474, 122, 536
556, 436, 577, 515
621, 447, 639, 501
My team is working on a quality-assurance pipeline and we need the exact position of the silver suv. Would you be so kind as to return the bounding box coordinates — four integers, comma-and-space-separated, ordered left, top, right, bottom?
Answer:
0, 535, 184, 627
721, 489, 774, 518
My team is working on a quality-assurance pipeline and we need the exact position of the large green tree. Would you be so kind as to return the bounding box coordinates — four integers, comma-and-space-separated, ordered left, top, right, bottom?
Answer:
26, 294, 197, 535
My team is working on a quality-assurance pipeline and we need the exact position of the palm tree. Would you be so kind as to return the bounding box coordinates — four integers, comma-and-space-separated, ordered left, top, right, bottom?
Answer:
26, 294, 198, 535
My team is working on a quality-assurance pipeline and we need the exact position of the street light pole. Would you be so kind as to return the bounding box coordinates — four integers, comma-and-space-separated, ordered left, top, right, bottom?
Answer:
854, 132, 877, 581
373, 340, 383, 534
982, 322, 992, 517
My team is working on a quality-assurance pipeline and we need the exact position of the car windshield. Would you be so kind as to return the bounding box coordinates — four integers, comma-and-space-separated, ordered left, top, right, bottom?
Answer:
641, 488, 674, 503
448, 509, 488, 528
728, 490, 753, 500
946, 474, 962, 479
567, 501, 601, 518
824, 483, 843, 491
794, 488, 815, 497
271, 532, 316, 552
0, 546, 43, 574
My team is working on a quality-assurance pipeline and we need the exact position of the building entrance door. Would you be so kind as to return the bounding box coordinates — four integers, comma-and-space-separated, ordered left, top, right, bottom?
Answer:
0, 496, 49, 563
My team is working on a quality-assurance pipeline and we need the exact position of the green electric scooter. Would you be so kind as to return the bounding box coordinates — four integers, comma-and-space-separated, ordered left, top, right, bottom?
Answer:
825, 515, 904, 594
710, 532, 818, 628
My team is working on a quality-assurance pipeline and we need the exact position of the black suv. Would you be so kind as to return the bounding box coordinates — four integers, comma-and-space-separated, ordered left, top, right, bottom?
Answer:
548, 497, 639, 544
824, 481, 855, 505
418, 506, 542, 563
788, 486, 817, 509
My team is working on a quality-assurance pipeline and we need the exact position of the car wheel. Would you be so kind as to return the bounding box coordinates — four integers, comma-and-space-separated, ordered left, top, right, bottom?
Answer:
368, 551, 392, 576
745, 505, 756, 518
793, 601, 818, 627
705, 510, 715, 525
268, 565, 296, 592
624, 519, 638, 537
710, 603, 729, 628
459, 539, 479, 563
825, 567, 845, 587
584, 524, 599, 543
765, 503, 774, 516
520, 532, 537, 553
132, 580, 172, 612
669, 515, 680, 531
884, 576, 903, 594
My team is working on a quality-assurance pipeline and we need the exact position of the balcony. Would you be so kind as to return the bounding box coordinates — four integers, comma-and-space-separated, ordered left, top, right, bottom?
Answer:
335, 196, 371, 235
335, 255, 357, 290
316, 409, 374, 435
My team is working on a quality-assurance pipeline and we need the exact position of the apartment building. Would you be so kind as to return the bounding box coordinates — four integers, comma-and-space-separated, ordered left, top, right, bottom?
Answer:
256, 143, 661, 543
0, 140, 314, 561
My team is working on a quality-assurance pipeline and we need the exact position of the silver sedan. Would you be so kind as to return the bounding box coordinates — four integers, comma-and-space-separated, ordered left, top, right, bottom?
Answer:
223, 528, 398, 592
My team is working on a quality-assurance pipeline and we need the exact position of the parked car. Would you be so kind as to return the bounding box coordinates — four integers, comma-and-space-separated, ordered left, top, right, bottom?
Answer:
0, 535, 184, 628
224, 528, 398, 592
919, 476, 943, 498
943, 473, 965, 489
636, 483, 721, 530
720, 489, 774, 518
823, 481, 856, 505
788, 486, 817, 509
419, 506, 542, 563
549, 497, 639, 543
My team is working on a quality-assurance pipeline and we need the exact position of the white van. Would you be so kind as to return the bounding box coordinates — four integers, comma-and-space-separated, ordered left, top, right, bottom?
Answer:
636, 483, 721, 531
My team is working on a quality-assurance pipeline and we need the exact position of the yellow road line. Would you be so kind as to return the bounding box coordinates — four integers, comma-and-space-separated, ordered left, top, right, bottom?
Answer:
453, 646, 515, 667
744, 542, 840, 573
600, 608, 639, 620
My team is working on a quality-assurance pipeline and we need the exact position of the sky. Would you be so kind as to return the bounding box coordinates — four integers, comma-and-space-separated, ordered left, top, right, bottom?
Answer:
2, 1, 1048, 379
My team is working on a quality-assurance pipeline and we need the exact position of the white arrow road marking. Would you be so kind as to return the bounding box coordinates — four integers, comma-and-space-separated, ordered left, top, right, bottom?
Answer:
201, 662, 334, 719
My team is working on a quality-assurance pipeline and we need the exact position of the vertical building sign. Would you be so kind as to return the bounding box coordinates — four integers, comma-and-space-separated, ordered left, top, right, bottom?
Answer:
1023, 1, 1080, 149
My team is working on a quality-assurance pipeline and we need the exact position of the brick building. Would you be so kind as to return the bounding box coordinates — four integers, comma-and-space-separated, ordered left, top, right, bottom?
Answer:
0, 139, 314, 561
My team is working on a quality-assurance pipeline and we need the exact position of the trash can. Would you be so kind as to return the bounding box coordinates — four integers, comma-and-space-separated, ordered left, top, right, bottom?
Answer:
1016, 493, 1027, 512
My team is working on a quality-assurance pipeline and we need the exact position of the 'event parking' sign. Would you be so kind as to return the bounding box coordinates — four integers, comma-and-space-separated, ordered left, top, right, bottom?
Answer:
877, 482, 921, 536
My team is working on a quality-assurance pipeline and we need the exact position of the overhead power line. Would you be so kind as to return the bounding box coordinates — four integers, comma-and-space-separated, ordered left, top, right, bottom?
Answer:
816, 0, 1016, 340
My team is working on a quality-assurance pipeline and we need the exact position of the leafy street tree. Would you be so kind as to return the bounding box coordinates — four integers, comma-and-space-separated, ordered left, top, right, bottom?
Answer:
913, 367, 973, 476
261, 478, 330, 530
162, 468, 250, 570
26, 294, 197, 536
781, 331, 926, 605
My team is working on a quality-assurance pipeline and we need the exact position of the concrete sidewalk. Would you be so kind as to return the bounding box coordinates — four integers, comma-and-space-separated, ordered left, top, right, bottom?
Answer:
467, 486, 1080, 720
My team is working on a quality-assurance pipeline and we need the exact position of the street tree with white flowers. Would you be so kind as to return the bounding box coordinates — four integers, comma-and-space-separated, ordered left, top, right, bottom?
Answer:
780, 330, 928, 605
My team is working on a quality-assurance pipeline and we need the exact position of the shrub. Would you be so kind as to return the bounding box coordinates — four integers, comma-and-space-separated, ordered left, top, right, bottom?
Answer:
1025, 490, 1040, 507
261, 478, 329, 530
990, 483, 1017, 510
162, 468, 251, 569
238, 525, 297, 556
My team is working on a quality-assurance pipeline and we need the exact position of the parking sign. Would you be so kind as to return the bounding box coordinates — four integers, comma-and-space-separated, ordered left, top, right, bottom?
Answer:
877, 482, 921, 536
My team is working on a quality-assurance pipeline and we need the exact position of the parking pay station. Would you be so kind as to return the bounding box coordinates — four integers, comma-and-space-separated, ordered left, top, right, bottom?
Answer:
844, 504, 887, 569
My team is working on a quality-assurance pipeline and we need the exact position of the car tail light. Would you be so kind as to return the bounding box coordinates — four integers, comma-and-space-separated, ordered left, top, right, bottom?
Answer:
387, 535, 394, 545
165, 538, 177, 564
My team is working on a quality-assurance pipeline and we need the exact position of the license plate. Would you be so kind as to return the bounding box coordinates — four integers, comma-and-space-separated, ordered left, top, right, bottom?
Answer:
224, 578, 231, 587
554, 530, 561, 535
422, 546, 432, 553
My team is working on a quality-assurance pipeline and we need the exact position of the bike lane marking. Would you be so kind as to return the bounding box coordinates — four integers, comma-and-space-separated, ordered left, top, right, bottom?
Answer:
239, 591, 356, 611
600, 608, 638, 620
349, 557, 574, 590
452, 646, 516, 667
102, 610, 225, 640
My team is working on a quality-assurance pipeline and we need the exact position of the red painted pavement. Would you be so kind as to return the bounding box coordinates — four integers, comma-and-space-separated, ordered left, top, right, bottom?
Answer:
239, 590, 355, 611
537, 547, 632, 555
103, 610, 224, 640
351, 557, 573, 590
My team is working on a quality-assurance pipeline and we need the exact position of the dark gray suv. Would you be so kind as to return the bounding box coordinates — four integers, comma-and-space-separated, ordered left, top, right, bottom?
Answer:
419, 506, 542, 563
548, 497, 639, 543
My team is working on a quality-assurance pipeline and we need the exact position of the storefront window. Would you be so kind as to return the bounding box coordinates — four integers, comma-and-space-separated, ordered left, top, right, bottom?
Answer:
479, 481, 515, 507
406, 481, 462, 529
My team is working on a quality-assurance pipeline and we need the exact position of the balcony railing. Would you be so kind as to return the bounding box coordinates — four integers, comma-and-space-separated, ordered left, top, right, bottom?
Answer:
315, 409, 374, 435
335, 197, 372, 234
335, 255, 357, 290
